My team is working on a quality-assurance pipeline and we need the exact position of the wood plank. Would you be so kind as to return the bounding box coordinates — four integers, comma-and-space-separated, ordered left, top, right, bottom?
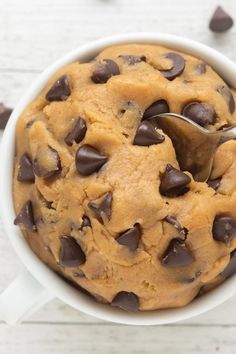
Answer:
0, 0, 236, 73
0, 323, 235, 354
0, 221, 22, 288
0, 71, 37, 107
27, 295, 236, 325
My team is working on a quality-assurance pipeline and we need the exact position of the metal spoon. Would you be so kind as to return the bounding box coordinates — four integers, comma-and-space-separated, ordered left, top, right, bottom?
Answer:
147, 113, 236, 182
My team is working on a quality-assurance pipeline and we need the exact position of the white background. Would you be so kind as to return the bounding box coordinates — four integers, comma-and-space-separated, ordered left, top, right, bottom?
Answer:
1, 0, 236, 353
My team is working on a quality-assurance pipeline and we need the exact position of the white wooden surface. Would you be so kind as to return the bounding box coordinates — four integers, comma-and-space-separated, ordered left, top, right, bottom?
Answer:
1, 0, 236, 352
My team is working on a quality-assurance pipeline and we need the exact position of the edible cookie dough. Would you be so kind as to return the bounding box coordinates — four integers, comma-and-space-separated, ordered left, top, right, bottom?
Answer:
13, 44, 236, 312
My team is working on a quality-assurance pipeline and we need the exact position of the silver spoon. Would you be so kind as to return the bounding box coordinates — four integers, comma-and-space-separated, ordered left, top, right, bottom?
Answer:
147, 113, 236, 182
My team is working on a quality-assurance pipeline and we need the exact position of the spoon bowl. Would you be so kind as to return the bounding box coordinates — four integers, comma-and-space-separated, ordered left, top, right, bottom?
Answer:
148, 113, 236, 182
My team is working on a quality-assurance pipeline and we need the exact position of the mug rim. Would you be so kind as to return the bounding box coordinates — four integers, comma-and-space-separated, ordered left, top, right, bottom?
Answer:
1, 32, 236, 325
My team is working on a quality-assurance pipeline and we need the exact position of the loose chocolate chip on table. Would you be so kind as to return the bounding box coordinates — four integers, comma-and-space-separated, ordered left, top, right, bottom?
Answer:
196, 62, 206, 75
221, 250, 236, 278
160, 53, 185, 81
80, 215, 91, 230
75, 144, 108, 176
209, 6, 233, 33
217, 85, 235, 114
119, 55, 146, 65
0, 103, 12, 130
133, 121, 165, 146
160, 164, 191, 197
88, 192, 112, 223
182, 102, 216, 127
91, 59, 120, 84
111, 291, 139, 312
46, 75, 71, 102
207, 178, 221, 191
17, 153, 35, 182
162, 238, 194, 267
59, 235, 86, 267
64, 117, 87, 146
212, 216, 236, 243
116, 224, 141, 252
14, 200, 37, 232
33, 146, 61, 178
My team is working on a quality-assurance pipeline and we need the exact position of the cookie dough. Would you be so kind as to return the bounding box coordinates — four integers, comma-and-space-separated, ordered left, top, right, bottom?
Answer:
13, 44, 236, 312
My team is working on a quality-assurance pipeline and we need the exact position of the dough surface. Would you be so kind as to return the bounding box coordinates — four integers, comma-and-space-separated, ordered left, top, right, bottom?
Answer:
13, 44, 236, 311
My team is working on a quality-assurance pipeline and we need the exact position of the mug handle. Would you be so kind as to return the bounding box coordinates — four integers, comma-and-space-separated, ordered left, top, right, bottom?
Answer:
0, 267, 54, 325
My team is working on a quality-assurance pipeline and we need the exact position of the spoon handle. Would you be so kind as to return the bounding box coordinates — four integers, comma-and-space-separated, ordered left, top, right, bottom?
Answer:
219, 125, 236, 144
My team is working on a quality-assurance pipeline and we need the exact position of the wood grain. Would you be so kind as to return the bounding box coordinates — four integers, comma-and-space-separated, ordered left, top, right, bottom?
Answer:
1, 0, 236, 352
22, 295, 236, 325
0, 323, 235, 354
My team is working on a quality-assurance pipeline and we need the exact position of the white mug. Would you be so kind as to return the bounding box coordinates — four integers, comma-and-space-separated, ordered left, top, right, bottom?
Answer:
1, 33, 236, 326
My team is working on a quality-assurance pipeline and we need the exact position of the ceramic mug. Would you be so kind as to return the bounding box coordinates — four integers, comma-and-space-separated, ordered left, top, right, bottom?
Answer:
1, 33, 236, 326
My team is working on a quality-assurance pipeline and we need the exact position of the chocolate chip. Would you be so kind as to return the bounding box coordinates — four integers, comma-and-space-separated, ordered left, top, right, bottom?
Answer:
162, 238, 194, 267
212, 216, 236, 243
73, 270, 86, 278
14, 200, 37, 232
0, 103, 12, 129
111, 291, 139, 312
181, 271, 202, 284
64, 118, 87, 146
221, 250, 236, 278
196, 62, 206, 75
46, 201, 55, 210
46, 75, 71, 102
164, 215, 187, 238
17, 153, 35, 182
91, 59, 120, 84
160, 53, 185, 81
33, 146, 61, 178
209, 6, 233, 33
59, 235, 86, 267
116, 224, 141, 252
133, 121, 165, 146
25, 120, 35, 128
165, 215, 181, 230
142, 100, 169, 120
207, 178, 221, 191
182, 277, 195, 284
182, 102, 216, 127
88, 192, 112, 223
75, 144, 108, 176
160, 164, 191, 197
119, 55, 146, 65
80, 215, 91, 230
217, 85, 235, 114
